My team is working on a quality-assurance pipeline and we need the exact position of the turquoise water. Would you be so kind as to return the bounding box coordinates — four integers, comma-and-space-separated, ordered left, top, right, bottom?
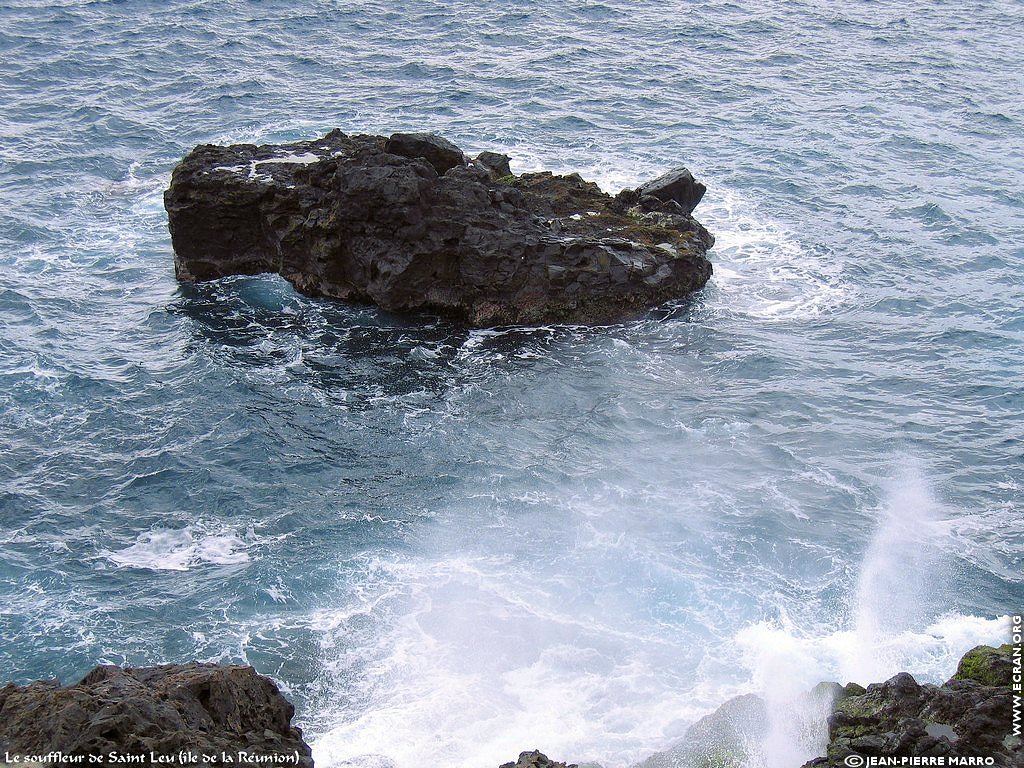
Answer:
1, 1, 1021, 766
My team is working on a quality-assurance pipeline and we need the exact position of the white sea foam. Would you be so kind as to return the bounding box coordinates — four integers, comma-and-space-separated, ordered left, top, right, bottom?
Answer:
697, 190, 848, 321
103, 527, 250, 571
307, 552, 715, 768
212, 152, 325, 183
497, 148, 654, 195
306, 460, 1009, 768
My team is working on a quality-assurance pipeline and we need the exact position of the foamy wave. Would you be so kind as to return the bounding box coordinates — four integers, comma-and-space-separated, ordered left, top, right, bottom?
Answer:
103, 527, 251, 571
698, 191, 848, 320
307, 554, 714, 768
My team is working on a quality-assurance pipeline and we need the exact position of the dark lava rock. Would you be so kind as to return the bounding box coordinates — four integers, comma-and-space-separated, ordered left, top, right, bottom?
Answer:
806, 645, 1022, 767
636, 167, 706, 214
500, 750, 578, 768
383, 131, 465, 174
0, 663, 313, 766
165, 129, 714, 326
474, 150, 513, 179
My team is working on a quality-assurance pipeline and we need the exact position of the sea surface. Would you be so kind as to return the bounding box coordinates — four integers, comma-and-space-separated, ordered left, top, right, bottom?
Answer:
1, 1, 1022, 766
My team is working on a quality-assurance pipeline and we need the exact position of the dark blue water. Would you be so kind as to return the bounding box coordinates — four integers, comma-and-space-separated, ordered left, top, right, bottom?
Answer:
1, 1, 1021, 766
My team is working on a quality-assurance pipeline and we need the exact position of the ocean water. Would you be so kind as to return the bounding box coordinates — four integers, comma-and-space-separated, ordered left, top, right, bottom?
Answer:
1, 1, 1022, 766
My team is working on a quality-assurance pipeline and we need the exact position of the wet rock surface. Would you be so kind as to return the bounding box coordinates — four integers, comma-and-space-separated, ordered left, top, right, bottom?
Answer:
808, 645, 1022, 768
500, 750, 578, 768
165, 130, 714, 326
0, 663, 313, 766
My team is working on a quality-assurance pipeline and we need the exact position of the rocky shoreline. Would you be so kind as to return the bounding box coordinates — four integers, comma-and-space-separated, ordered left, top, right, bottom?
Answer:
637, 644, 1021, 768
808, 644, 1021, 767
0, 664, 312, 767
165, 130, 714, 326
2, 646, 1017, 767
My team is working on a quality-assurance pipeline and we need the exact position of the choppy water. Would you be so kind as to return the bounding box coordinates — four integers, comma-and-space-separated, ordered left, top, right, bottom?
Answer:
1, 1, 1022, 766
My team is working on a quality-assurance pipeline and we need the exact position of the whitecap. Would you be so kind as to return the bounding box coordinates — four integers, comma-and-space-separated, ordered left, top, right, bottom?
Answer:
103, 527, 250, 571
698, 190, 848, 321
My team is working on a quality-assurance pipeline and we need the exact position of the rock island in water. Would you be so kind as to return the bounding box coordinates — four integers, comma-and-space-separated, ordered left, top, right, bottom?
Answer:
164, 130, 714, 326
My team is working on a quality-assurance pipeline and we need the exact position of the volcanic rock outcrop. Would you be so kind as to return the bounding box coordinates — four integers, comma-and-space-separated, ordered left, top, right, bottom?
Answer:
808, 644, 1021, 767
0, 663, 313, 766
165, 130, 714, 326
500, 750, 578, 768
635, 645, 1021, 768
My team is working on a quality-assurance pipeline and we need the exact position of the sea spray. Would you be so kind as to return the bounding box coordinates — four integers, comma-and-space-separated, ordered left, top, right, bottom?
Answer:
847, 462, 954, 684
735, 617, 838, 768
733, 461, 1008, 768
